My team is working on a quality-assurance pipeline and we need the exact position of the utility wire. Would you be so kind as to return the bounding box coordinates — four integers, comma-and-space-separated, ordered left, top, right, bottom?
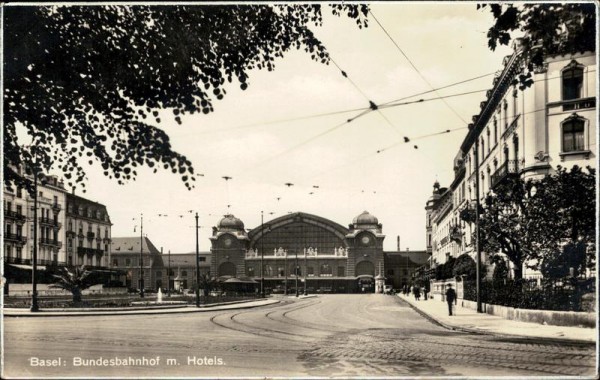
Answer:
190, 69, 590, 137
239, 108, 372, 175
370, 10, 469, 125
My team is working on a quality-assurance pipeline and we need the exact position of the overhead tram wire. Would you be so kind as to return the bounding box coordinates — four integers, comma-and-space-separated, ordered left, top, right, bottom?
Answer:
192, 70, 584, 181
235, 108, 372, 177
369, 9, 469, 125
301, 125, 469, 182
182, 68, 579, 139
192, 106, 368, 135
329, 56, 404, 139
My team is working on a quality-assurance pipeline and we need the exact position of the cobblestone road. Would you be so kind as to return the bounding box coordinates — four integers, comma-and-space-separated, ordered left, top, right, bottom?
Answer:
3, 294, 596, 378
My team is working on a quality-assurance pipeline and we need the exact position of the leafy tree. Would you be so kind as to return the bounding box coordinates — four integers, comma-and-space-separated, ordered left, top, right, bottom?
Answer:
492, 259, 509, 284
472, 176, 533, 280
49, 265, 100, 303
453, 253, 486, 280
479, 3, 595, 89
464, 165, 596, 281
4, 5, 369, 193
528, 165, 595, 279
198, 273, 218, 297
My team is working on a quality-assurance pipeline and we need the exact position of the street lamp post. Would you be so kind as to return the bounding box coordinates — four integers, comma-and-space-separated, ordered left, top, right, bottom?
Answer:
284, 249, 288, 295
260, 211, 265, 298
295, 248, 299, 297
167, 249, 171, 297
302, 223, 307, 296
139, 214, 144, 298
474, 136, 482, 313
30, 153, 39, 312
304, 247, 307, 296
195, 212, 200, 307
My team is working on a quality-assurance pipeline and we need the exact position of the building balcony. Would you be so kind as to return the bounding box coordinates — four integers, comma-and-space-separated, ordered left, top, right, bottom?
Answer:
491, 160, 519, 189
5, 256, 62, 267
86, 231, 95, 240
4, 232, 27, 245
501, 114, 520, 141
39, 217, 62, 229
4, 210, 27, 223
103, 237, 111, 243
66, 230, 77, 238
77, 246, 104, 256
547, 97, 596, 112
5, 256, 31, 265
52, 202, 62, 212
40, 238, 62, 248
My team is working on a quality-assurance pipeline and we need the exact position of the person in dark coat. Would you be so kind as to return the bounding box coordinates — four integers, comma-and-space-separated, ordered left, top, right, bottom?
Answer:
413, 285, 421, 301
445, 283, 457, 316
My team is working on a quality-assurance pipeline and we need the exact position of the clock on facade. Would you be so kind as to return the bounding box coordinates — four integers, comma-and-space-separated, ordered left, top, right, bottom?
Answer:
223, 237, 233, 247
361, 235, 371, 246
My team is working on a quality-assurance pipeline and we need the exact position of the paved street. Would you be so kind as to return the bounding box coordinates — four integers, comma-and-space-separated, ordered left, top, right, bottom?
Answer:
3, 294, 596, 378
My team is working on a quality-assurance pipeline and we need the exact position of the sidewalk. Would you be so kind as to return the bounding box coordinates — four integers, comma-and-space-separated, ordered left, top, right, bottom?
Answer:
398, 293, 596, 344
3, 298, 280, 317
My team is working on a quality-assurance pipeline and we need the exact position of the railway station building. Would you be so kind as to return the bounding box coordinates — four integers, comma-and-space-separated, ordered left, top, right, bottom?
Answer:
210, 211, 428, 293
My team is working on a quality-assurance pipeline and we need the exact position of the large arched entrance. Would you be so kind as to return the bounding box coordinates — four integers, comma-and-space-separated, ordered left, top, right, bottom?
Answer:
355, 261, 375, 276
247, 212, 351, 294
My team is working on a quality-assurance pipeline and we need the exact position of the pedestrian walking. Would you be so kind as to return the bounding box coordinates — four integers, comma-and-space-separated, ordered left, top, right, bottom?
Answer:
413, 285, 421, 301
445, 283, 457, 316
423, 286, 429, 301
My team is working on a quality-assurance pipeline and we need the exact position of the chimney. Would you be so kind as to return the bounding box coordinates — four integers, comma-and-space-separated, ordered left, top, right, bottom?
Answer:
72, 187, 75, 195
397, 236, 400, 251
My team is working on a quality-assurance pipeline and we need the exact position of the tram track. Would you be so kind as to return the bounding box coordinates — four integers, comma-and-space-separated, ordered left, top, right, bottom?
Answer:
209, 298, 328, 343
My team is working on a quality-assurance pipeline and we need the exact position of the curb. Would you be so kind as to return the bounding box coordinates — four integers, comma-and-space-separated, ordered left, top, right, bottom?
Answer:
398, 296, 595, 346
3, 299, 280, 318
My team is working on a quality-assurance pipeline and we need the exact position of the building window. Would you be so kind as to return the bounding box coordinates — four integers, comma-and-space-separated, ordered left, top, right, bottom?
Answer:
493, 119, 498, 145
126, 258, 131, 266
562, 62, 584, 100
182, 270, 188, 277
307, 266, 314, 277
387, 269, 394, 276
278, 267, 285, 277
562, 116, 585, 152
16, 187, 22, 198
16, 247, 22, 259
198, 256, 206, 262
337, 266, 345, 277
320, 264, 332, 277
112, 259, 118, 266
481, 138, 485, 160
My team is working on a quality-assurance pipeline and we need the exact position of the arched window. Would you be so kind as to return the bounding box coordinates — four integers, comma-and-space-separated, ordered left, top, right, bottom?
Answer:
562, 61, 584, 100
562, 115, 585, 152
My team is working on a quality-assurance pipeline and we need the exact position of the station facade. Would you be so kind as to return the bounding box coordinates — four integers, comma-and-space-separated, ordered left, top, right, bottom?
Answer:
210, 211, 428, 293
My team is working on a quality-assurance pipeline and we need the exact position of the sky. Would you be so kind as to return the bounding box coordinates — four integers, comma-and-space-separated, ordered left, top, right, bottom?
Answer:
69, 3, 515, 253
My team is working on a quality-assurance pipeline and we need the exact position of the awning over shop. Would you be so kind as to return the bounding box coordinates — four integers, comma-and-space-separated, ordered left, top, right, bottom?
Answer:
8, 264, 47, 271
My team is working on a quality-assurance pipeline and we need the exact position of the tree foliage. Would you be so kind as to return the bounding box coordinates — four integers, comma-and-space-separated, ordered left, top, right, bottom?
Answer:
463, 165, 596, 281
4, 5, 369, 193
479, 3, 595, 88
453, 253, 487, 280
198, 273, 218, 297
528, 165, 596, 278
49, 265, 100, 303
